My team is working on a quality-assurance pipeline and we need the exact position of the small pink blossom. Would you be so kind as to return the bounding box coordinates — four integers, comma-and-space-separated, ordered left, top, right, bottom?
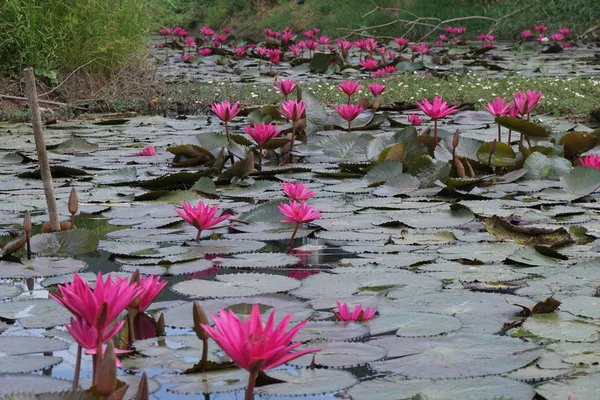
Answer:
513, 90, 543, 116
275, 79, 297, 97
534, 24, 548, 32
483, 97, 512, 117
579, 154, 600, 170
280, 100, 306, 122
332, 302, 376, 322
408, 114, 423, 126
211, 101, 240, 122
359, 58, 379, 70
199, 26, 215, 36
417, 96, 459, 120
521, 29, 533, 39
136, 144, 155, 156
336, 104, 364, 124
338, 81, 363, 97
368, 83, 385, 97
198, 48, 212, 56
395, 37, 409, 46
337, 40, 353, 52
551, 33, 565, 42
559, 27, 571, 36
280, 182, 315, 201
278, 200, 322, 224
243, 122, 281, 147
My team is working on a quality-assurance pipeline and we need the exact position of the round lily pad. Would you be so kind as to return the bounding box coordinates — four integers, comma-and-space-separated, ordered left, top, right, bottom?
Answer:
164, 369, 248, 394
255, 369, 358, 396
522, 312, 600, 343
347, 376, 535, 400
0, 375, 72, 396
0, 336, 69, 373
0, 257, 87, 279
536, 373, 600, 400
370, 333, 541, 379
294, 321, 370, 342
172, 273, 301, 298
0, 285, 21, 300
216, 253, 301, 269
560, 296, 600, 319
289, 341, 387, 368
379, 312, 464, 338
0, 299, 71, 328
120, 259, 214, 276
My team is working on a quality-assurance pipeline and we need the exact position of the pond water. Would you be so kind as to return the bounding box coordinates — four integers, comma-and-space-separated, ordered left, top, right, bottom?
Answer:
1, 105, 600, 399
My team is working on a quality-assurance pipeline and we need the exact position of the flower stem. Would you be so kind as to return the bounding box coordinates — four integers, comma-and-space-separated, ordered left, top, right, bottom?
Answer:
289, 121, 296, 163
497, 124, 502, 142
94, 331, 102, 385
225, 121, 231, 142
201, 338, 208, 371
347, 120, 352, 133
258, 146, 263, 171
245, 371, 258, 400
508, 129, 512, 143
433, 119, 439, 145
195, 229, 202, 241
287, 222, 300, 248
128, 309, 136, 345
72, 344, 82, 390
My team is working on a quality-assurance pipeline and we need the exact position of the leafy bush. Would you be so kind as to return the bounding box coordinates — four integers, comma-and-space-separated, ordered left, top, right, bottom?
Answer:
0, 0, 156, 75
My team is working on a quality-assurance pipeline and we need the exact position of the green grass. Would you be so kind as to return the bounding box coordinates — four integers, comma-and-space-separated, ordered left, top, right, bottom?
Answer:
161, 74, 600, 119
0, 0, 158, 76
169, 0, 600, 40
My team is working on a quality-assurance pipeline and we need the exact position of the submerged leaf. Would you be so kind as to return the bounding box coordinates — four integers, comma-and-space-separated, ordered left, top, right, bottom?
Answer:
484, 215, 573, 247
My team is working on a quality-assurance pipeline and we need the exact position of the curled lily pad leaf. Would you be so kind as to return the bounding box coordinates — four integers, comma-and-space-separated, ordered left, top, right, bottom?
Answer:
0, 299, 71, 328
477, 141, 517, 167
0, 257, 87, 279
172, 273, 301, 298
408, 155, 451, 187
30, 229, 100, 256
524, 152, 571, 180
255, 369, 358, 396
0, 375, 73, 397
371, 333, 541, 378
0, 336, 68, 373
48, 138, 98, 154
507, 246, 563, 267
496, 116, 551, 138
560, 166, 600, 199
294, 321, 370, 342
163, 369, 248, 394
484, 215, 573, 247
288, 341, 387, 368
347, 376, 535, 400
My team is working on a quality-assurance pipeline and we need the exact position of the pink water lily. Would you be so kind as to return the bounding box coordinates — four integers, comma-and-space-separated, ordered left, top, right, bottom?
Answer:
280, 100, 306, 159
243, 122, 281, 170
280, 181, 315, 201
211, 100, 240, 141
359, 58, 379, 70
332, 302, 376, 322
202, 304, 319, 400
174, 201, 230, 240
417, 96, 459, 144
339, 81, 363, 100
199, 26, 215, 36
534, 24, 548, 32
408, 114, 423, 126
198, 48, 212, 56
278, 200, 322, 224
579, 154, 600, 170
336, 104, 364, 132
551, 33, 565, 42
368, 83, 385, 97
66, 317, 131, 367
559, 27, 571, 36
484, 97, 512, 142
136, 144, 155, 156
521, 29, 533, 39
395, 37, 409, 47
134, 274, 167, 313
513, 90, 543, 118
275, 79, 297, 99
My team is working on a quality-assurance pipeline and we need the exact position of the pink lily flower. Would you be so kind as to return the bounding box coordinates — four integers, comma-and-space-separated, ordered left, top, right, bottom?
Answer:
136, 144, 155, 156
278, 200, 322, 224
275, 79, 297, 99
280, 181, 315, 201
395, 37, 409, 47
417, 96, 459, 143
332, 302, 376, 322
243, 122, 281, 170
199, 26, 215, 36
133, 274, 168, 313
559, 27, 571, 36
336, 104, 364, 132
198, 48, 212, 56
368, 83, 386, 97
521, 29, 533, 39
484, 97, 512, 142
579, 154, 600, 170
534, 24, 548, 32
201, 304, 320, 400
338, 80, 363, 101
513, 90, 543, 118
359, 58, 379, 70
408, 114, 423, 126
211, 100, 240, 141
280, 100, 306, 122
66, 317, 131, 367
174, 201, 230, 240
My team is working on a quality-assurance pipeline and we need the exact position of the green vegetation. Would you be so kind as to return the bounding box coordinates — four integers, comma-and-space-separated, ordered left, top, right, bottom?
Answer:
0, 0, 157, 75
179, 0, 599, 39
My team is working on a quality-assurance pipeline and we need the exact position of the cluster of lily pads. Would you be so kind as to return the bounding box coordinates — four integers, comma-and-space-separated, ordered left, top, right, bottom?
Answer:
2, 71, 600, 399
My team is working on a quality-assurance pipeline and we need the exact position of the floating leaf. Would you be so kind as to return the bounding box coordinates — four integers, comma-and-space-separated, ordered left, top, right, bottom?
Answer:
477, 141, 517, 167
0, 336, 68, 373
165, 369, 248, 394
48, 138, 99, 154
535, 373, 600, 400
172, 273, 300, 298
294, 321, 370, 342
348, 376, 535, 400
0, 257, 87, 279
255, 369, 358, 397
524, 152, 571, 180
0, 299, 71, 328
0, 376, 73, 397
408, 155, 451, 187
30, 229, 99, 255
168, 144, 215, 167
289, 341, 387, 368
496, 117, 551, 138
560, 166, 600, 199
371, 333, 541, 378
